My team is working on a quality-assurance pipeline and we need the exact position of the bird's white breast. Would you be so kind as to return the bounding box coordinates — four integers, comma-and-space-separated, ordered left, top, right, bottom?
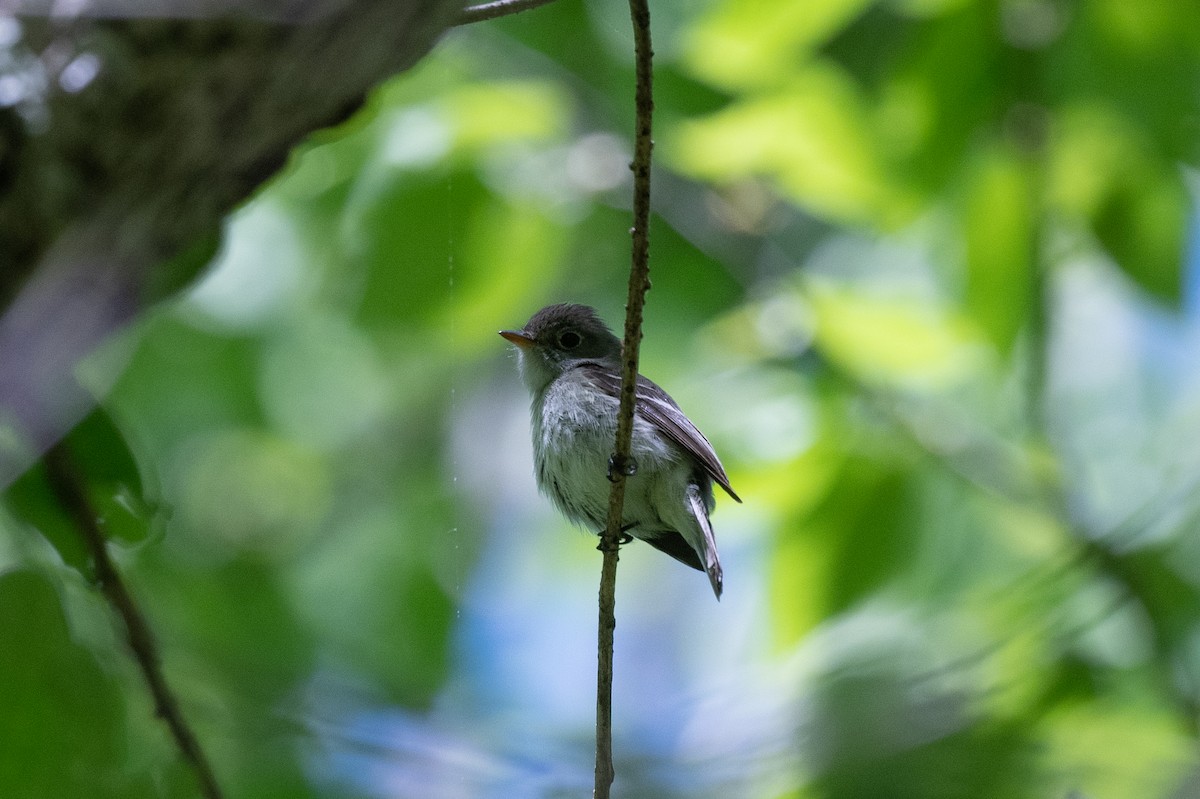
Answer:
531, 367, 681, 528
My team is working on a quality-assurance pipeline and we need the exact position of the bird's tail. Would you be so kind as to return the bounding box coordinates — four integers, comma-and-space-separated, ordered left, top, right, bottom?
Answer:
687, 484, 723, 599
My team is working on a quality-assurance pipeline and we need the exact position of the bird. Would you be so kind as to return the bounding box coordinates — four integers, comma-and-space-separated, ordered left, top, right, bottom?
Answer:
500, 303, 740, 598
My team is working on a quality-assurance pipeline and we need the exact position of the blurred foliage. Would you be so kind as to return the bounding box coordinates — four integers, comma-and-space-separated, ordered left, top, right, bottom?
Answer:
4, 0, 1200, 797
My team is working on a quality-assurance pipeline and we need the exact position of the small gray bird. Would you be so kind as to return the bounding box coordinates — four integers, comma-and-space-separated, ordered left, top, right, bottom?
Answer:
500, 303, 740, 598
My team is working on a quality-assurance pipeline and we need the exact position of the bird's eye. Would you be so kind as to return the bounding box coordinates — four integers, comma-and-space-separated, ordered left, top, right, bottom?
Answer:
558, 330, 582, 350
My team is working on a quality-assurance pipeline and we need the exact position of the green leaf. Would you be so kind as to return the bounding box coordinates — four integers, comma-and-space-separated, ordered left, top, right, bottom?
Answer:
346, 170, 484, 329
805, 610, 1045, 798
774, 455, 920, 625
144, 232, 222, 304
960, 144, 1036, 353
808, 284, 987, 390
866, 4, 1000, 196
289, 485, 455, 709
1048, 103, 1187, 303
820, 461, 920, 615
684, 0, 875, 90
0, 569, 130, 798
3, 407, 157, 575
64, 408, 160, 545
1092, 170, 1186, 303
670, 65, 893, 224
3, 462, 89, 573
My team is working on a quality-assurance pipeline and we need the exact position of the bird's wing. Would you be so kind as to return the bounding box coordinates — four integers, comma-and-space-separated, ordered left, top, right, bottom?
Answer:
578, 363, 741, 503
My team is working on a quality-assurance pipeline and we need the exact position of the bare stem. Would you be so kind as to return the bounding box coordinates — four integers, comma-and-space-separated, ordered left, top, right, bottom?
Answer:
44, 444, 224, 799
594, 0, 654, 795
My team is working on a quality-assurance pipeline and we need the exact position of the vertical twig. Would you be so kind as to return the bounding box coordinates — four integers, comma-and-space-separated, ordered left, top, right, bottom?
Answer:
43, 444, 224, 799
595, 0, 655, 795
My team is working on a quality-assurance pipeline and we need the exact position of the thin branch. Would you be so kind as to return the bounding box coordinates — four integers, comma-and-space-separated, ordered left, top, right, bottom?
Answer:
43, 444, 224, 799
456, 0, 559, 25
594, 0, 654, 795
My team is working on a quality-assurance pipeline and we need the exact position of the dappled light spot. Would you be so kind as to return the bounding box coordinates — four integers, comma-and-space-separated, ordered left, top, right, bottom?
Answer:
176, 428, 331, 557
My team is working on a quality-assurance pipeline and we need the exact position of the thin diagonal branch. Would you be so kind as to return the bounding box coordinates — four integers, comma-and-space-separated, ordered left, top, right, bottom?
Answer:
457, 0, 558, 25
43, 444, 224, 799
594, 0, 654, 795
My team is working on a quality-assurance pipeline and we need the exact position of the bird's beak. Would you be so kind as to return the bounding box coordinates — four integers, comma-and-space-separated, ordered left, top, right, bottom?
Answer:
499, 329, 535, 349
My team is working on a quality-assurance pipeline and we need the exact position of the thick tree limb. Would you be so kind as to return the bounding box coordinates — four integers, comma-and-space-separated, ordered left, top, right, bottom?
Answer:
0, 0, 462, 490
594, 0, 654, 795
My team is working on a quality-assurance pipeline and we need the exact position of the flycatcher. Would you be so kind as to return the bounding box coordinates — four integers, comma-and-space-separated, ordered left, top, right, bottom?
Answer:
500, 303, 740, 598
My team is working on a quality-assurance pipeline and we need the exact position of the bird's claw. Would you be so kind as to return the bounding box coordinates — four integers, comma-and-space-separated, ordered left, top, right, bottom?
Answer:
606, 453, 638, 482
596, 524, 636, 552
596, 535, 634, 552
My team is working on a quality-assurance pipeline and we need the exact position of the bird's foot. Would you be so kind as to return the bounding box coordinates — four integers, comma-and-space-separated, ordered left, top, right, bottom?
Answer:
596, 523, 636, 551
607, 453, 638, 482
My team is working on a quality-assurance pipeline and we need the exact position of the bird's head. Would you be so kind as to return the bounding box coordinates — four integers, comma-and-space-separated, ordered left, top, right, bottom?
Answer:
500, 303, 621, 392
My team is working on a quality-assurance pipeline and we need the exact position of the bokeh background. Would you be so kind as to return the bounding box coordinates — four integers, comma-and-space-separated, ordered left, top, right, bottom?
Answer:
5, 0, 1200, 797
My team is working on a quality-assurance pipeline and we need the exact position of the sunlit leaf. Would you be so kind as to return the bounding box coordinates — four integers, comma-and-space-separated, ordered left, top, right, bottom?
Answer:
1040, 700, 1194, 797
175, 428, 331, 554
807, 285, 988, 389
960, 143, 1036, 353
441, 82, 568, 152
442, 200, 570, 352
670, 65, 894, 224
684, 0, 875, 90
